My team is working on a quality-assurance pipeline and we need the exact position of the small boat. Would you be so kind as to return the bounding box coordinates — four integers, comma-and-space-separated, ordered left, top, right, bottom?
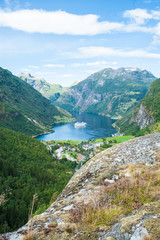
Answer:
74, 122, 87, 128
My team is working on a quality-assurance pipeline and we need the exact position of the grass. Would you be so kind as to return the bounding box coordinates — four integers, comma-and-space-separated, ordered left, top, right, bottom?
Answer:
67, 151, 78, 159
69, 164, 160, 231
92, 136, 134, 144
46, 140, 82, 145
106, 135, 134, 143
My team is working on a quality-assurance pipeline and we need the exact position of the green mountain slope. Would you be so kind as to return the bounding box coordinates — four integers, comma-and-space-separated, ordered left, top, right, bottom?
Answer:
0, 67, 73, 135
55, 67, 155, 118
19, 73, 66, 102
0, 126, 75, 233
116, 78, 160, 136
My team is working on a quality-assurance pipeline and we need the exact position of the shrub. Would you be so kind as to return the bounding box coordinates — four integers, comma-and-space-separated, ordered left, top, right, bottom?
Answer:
70, 166, 159, 231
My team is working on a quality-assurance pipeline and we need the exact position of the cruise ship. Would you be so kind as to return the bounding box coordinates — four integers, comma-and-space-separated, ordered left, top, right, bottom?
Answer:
74, 122, 87, 128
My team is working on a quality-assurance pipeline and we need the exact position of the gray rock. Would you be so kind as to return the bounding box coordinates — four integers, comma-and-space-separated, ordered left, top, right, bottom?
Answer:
100, 223, 124, 240
130, 226, 149, 240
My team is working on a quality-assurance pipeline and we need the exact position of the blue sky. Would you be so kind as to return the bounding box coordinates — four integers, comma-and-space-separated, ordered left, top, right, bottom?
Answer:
0, 0, 160, 86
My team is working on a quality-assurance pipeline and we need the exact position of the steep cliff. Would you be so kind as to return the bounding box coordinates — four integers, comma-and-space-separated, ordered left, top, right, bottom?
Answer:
129, 104, 154, 129
117, 78, 160, 135
55, 67, 155, 118
3, 133, 160, 240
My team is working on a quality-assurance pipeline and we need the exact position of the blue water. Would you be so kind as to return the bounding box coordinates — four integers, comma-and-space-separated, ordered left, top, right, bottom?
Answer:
37, 112, 116, 141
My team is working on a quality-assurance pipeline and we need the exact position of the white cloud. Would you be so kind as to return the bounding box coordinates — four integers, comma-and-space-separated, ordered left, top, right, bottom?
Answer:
21, 68, 30, 72
86, 61, 108, 67
0, 8, 160, 36
112, 61, 118, 65
28, 65, 39, 69
124, 8, 152, 25
72, 61, 114, 68
35, 71, 56, 75
78, 46, 160, 58
0, 9, 124, 35
0, 8, 160, 40
72, 63, 84, 67
152, 35, 160, 45
123, 8, 160, 36
44, 64, 65, 68
61, 74, 73, 78
151, 10, 160, 20
72, 61, 108, 67
122, 8, 160, 37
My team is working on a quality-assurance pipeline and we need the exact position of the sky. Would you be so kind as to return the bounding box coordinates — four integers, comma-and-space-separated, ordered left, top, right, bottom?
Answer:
1, 0, 160, 86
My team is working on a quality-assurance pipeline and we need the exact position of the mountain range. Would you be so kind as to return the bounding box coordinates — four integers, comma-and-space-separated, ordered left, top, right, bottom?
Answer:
55, 67, 155, 118
21, 67, 156, 119
1, 65, 160, 240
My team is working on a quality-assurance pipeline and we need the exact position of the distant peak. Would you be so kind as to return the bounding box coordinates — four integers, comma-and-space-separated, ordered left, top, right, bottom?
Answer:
18, 73, 46, 82
19, 72, 34, 78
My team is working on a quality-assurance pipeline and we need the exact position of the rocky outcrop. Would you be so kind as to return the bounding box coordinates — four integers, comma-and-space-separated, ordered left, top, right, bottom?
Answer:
117, 77, 160, 135
130, 104, 154, 129
3, 133, 160, 240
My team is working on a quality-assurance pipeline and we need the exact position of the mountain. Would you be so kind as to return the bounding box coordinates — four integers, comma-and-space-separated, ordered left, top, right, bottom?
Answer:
55, 67, 156, 119
116, 77, 160, 136
0, 126, 75, 233
0, 67, 73, 136
19, 73, 66, 102
4, 133, 160, 240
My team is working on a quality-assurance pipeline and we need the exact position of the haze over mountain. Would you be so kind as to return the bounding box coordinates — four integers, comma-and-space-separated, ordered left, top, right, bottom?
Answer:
55, 67, 156, 119
0, 67, 73, 136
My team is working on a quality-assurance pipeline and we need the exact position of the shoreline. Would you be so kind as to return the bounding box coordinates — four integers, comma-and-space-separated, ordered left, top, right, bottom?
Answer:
33, 117, 75, 139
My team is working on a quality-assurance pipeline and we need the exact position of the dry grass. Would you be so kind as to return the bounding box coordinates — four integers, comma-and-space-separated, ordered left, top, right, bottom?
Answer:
23, 232, 33, 240
142, 235, 152, 240
0, 193, 6, 206
69, 165, 160, 231
23, 193, 38, 240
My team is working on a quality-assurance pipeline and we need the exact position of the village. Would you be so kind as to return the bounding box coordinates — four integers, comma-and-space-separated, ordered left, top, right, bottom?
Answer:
44, 137, 119, 171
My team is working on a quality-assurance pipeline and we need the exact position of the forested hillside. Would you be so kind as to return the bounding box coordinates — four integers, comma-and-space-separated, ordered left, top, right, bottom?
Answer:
0, 67, 73, 136
0, 126, 75, 233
